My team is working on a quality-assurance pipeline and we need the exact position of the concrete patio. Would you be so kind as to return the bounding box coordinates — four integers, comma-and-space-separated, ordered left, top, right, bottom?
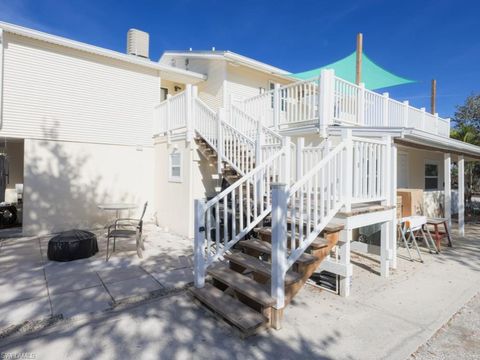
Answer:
0, 222, 478, 359
0, 224, 194, 332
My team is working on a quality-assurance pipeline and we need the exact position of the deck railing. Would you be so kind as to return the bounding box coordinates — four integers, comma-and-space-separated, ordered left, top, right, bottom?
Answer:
241, 69, 451, 137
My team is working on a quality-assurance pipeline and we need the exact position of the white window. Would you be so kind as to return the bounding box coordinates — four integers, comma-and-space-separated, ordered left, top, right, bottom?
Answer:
425, 161, 439, 190
169, 149, 182, 182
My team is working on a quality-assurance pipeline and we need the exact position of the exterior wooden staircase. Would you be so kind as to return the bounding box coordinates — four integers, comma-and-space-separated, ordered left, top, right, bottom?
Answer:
190, 223, 342, 336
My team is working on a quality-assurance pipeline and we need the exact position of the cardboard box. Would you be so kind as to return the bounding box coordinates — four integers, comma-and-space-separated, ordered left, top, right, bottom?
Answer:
397, 189, 424, 217
396, 195, 403, 219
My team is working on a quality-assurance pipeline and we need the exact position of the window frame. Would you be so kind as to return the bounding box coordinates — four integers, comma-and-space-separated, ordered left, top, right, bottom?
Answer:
168, 149, 182, 183
424, 160, 439, 190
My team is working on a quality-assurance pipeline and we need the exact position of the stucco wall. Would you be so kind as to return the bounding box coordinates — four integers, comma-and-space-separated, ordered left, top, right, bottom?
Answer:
23, 139, 154, 235
226, 62, 291, 104
397, 147, 445, 190
396, 146, 459, 217
154, 136, 217, 238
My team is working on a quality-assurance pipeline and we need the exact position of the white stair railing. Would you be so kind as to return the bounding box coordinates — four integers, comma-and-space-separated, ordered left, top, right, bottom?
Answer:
229, 104, 282, 145
195, 99, 257, 176
351, 136, 388, 203
243, 79, 320, 129
270, 134, 349, 309
270, 131, 391, 309
194, 144, 289, 287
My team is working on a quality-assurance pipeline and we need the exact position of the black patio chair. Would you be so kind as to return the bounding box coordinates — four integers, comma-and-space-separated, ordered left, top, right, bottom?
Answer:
106, 202, 148, 261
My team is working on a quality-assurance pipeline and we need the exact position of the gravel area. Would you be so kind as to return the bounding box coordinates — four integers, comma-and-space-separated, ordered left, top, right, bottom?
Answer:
410, 292, 480, 360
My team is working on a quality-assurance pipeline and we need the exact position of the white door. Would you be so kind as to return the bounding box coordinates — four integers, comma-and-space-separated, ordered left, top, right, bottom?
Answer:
397, 153, 409, 188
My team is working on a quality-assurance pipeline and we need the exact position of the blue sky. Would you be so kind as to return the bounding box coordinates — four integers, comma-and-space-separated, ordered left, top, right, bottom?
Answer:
0, 0, 478, 118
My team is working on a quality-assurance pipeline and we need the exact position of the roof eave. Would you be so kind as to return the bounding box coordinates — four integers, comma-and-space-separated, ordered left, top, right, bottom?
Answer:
0, 21, 206, 84
161, 50, 293, 81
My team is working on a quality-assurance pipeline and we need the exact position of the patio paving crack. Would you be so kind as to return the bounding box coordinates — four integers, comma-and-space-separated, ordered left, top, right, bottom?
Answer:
95, 272, 115, 305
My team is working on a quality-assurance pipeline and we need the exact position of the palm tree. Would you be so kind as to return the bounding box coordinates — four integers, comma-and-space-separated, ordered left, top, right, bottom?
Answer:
450, 124, 480, 203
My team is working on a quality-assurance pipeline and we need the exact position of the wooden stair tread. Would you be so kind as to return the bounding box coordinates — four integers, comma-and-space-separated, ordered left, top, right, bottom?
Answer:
255, 227, 329, 250
208, 263, 275, 306
265, 216, 344, 233
239, 239, 316, 265
336, 205, 395, 218
191, 283, 267, 332
224, 252, 301, 285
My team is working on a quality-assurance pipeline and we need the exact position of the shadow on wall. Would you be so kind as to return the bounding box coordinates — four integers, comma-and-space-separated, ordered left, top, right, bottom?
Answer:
23, 123, 130, 235
195, 148, 219, 199
424, 190, 459, 218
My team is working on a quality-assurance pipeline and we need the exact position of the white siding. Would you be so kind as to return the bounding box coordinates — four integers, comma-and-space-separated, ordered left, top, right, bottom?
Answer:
2, 33, 160, 146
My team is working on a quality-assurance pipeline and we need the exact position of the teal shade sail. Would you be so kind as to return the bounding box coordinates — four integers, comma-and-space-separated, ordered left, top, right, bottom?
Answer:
290, 52, 415, 90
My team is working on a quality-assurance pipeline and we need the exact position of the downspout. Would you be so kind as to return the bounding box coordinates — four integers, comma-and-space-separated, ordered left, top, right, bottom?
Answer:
0, 29, 4, 130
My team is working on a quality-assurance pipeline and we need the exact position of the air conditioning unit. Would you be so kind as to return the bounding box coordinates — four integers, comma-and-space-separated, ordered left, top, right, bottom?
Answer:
127, 29, 149, 59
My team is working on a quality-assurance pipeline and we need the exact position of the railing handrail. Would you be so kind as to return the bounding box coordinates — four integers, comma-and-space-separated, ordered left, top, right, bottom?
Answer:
239, 72, 450, 137
205, 149, 284, 209
195, 97, 216, 117
289, 141, 347, 195
351, 136, 387, 145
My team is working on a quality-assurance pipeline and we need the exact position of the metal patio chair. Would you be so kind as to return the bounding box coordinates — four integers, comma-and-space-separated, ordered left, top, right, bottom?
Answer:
106, 202, 148, 261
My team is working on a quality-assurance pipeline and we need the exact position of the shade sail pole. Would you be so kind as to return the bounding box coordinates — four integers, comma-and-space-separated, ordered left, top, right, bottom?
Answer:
356, 33, 363, 85
431, 79, 437, 114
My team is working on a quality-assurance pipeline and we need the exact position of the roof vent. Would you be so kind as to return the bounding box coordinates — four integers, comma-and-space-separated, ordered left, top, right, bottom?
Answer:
127, 29, 149, 59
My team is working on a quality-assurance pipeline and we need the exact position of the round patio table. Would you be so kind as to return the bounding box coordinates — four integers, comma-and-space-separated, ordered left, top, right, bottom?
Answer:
97, 203, 138, 219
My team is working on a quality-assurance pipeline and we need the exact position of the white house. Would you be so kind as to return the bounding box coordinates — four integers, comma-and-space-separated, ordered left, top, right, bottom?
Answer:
1, 21, 479, 333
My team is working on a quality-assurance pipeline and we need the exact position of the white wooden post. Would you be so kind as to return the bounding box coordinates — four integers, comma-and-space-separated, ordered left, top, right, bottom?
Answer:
358, 83, 365, 125
194, 199, 206, 288
282, 136, 291, 185
458, 155, 465, 236
296, 137, 305, 181
166, 94, 172, 144
403, 100, 409, 127
383, 136, 392, 205
271, 183, 287, 309
318, 70, 330, 137
342, 129, 353, 212
255, 120, 265, 204
186, 84, 193, 142
382, 92, 389, 127
273, 83, 281, 130
339, 229, 352, 297
380, 136, 392, 277
444, 153, 452, 227
420, 107, 426, 131
391, 143, 398, 269
217, 108, 225, 174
